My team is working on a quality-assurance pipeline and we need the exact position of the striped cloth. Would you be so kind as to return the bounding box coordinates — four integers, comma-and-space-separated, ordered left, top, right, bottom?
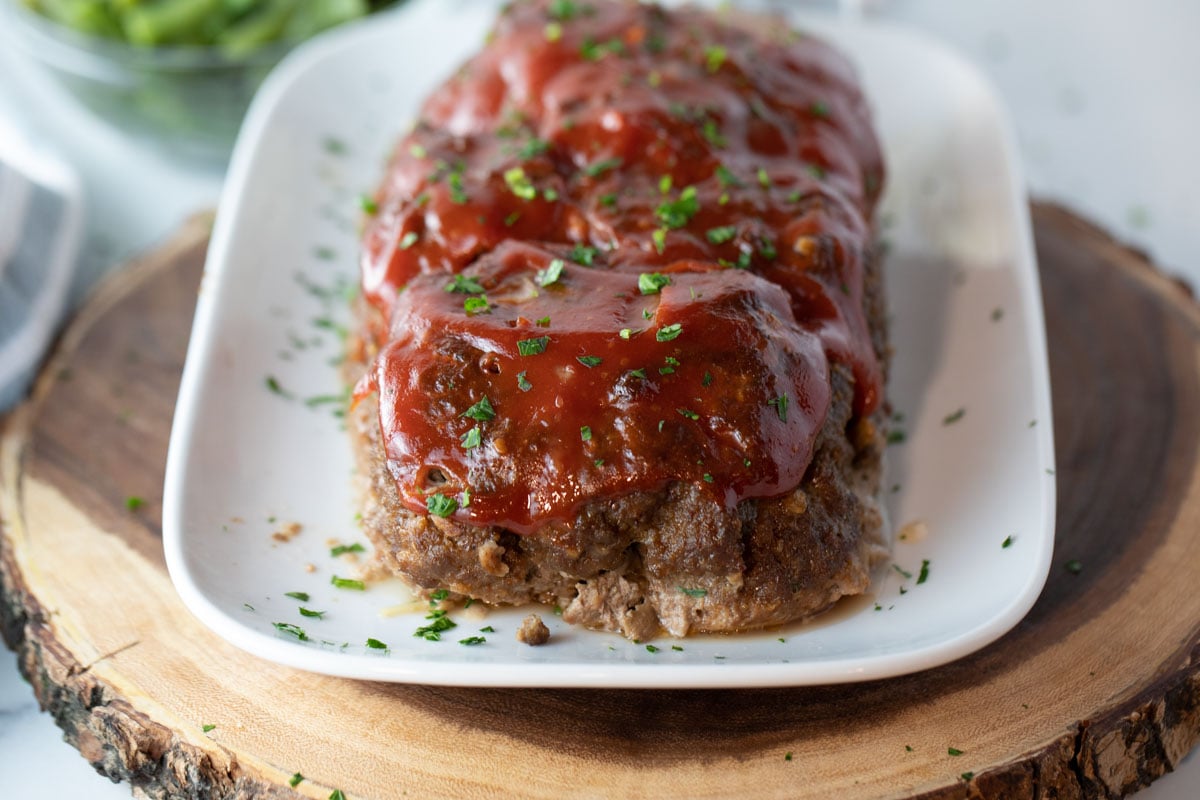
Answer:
0, 126, 82, 411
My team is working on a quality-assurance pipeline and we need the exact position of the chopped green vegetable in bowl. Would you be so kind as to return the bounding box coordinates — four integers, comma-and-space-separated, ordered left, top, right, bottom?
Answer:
4, 0, 402, 162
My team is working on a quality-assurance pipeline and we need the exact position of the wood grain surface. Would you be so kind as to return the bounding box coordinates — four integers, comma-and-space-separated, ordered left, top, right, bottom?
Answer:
2, 204, 1199, 800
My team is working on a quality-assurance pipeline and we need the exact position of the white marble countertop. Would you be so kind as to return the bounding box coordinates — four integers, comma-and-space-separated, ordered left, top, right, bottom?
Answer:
1, 1, 1197, 797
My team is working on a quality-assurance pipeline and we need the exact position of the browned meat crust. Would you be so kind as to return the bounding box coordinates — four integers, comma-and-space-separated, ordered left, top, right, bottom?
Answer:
517, 614, 551, 646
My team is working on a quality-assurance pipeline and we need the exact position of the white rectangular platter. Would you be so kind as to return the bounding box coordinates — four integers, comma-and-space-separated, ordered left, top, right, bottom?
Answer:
163, 0, 1056, 688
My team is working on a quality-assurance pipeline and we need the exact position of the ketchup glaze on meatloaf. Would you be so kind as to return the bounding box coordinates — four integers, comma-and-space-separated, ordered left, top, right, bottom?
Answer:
357, 0, 886, 540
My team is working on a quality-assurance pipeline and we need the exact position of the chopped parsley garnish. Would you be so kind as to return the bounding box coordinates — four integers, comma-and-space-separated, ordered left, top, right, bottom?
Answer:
331, 790, 348, 800
886, 429, 907, 445
462, 395, 495, 421
202, 724, 216, 733
917, 559, 931, 584
519, 137, 551, 159
414, 614, 457, 641
677, 408, 699, 420
703, 44, 727, 73
599, 193, 617, 207
330, 575, 366, 590
785, 752, 793, 761
768, 394, 790, 422
659, 174, 673, 194
504, 211, 521, 227
656, 186, 699, 229
460, 426, 482, 450
943, 408, 966, 425
409, 143, 427, 159
459, 636, 486, 645
947, 747, 964, 757
702, 473, 713, 483
651, 228, 667, 253
322, 137, 347, 155
679, 586, 707, 598
580, 425, 592, 442
547, 0, 580, 20
298, 607, 325, 619
366, 638, 389, 650
1065, 559, 1083, 574
583, 157, 623, 177
517, 372, 532, 391
447, 167, 468, 204
265, 375, 290, 398
518, 336, 550, 356
331, 542, 366, 557
480, 625, 496, 633
645, 644, 660, 653
961, 772, 975, 782
893, 564, 913, 579
125, 496, 145, 511
656, 323, 682, 342
703, 372, 713, 387
463, 296, 490, 315
757, 167, 772, 188
536, 258, 566, 286
619, 328, 638, 339
806, 163, 826, 180
544, 21, 563, 41
289, 773, 304, 787
706, 225, 737, 244
758, 237, 777, 260
579, 37, 619, 60
504, 166, 537, 200
273, 622, 309, 641
359, 195, 378, 214
638, 272, 671, 294
701, 119, 726, 148
569, 243, 597, 264
630, 368, 648, 379
1002, 535, 1014, 549
715, 164, 743, 188
577, 355, 603, 367
810, 100, 831, 118
536, 316, 551, 327
430, 589, 449, 604
445, 274, 485, 294
426, 494, 458, 518
284, 591, 309, 602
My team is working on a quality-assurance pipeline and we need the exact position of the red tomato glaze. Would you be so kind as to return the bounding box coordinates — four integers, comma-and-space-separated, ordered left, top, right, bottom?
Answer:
358, 0, 885, 534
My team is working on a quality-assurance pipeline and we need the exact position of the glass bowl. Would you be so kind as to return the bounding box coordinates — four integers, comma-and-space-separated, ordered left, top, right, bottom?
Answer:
2, 0, 297, 164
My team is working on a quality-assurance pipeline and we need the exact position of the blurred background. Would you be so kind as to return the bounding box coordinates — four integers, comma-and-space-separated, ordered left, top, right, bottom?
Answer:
0, 0, 1197, 797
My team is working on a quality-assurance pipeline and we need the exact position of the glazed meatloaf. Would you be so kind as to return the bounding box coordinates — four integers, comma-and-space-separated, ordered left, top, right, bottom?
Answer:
350, 0, 890, 640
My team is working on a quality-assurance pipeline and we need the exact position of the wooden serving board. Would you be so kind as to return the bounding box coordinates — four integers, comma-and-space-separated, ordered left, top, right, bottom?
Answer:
2, 204, 1199, 800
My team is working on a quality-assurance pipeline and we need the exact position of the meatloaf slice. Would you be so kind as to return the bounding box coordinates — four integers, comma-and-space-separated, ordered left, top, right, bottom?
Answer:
346, 268, 889, 639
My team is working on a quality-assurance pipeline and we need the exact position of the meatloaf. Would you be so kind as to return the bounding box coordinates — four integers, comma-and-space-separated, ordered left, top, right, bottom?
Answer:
350, 0, 890, 640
